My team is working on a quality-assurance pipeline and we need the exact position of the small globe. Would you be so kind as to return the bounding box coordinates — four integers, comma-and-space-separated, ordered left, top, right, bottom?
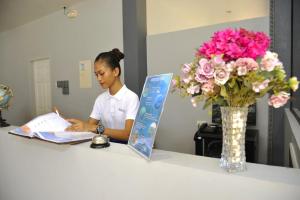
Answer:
0, 84, 13, 109
0, 84, 13, 127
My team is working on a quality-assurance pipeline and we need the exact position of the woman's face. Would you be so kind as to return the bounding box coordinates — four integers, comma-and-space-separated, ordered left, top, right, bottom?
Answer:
94, 59, 119, 89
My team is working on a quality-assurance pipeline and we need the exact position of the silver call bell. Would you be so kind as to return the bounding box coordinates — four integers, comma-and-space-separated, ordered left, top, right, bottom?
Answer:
90, 135, 110, 149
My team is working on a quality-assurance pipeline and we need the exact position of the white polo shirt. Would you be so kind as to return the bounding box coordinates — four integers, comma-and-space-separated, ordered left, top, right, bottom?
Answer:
90, 85, 139, 129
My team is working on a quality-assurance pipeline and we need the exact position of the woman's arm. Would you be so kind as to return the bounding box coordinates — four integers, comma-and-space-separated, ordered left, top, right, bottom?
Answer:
66, 117, 99, 133
66, 118, 134, 141
103, 119, 134, 141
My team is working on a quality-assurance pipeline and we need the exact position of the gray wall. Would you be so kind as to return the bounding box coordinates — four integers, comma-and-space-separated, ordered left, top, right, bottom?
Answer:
147, 17, 270, 164
284, 109, 300, 168
123, 0, 147, 97
268, 0, 292, 166
0, 0, 123, 125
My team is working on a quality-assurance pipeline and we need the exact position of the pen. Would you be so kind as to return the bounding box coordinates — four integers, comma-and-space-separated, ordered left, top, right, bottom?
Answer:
55, 109, 60, 117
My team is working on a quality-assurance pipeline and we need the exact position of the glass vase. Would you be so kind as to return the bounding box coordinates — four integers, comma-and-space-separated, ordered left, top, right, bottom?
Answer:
220, 106, 248, 173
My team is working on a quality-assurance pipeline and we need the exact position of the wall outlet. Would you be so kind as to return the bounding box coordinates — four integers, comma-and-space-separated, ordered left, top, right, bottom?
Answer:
197, 120, 207, 129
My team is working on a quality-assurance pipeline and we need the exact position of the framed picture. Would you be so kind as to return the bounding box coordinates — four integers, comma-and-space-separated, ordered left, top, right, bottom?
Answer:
128, 73, 173, 159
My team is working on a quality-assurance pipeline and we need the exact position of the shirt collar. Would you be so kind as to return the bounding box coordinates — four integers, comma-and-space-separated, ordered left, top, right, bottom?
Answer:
106, 85, 127, 101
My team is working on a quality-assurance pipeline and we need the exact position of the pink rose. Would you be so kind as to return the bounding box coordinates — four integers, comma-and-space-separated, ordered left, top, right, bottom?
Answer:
181, 74, 193, 84
261, 51, 281, 72
268, 92, 290, 108
237, 65, 248, 76
195, 73, 208, 83
214, 68, 229, 85
201, 80, 215, 94
171, 79, 178, 88
198, 58, 214, 78
225, 61, 235, 72
252, 79, 270, 93
235, 58, 258, 71
187, 84, 200, 95
182, 63, 191, 74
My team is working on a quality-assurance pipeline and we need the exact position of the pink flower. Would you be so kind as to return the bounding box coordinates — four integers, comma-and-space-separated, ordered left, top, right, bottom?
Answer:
252, 79, 270, 93
237, 65, 248, 76
268, 92, 290, 108
201, 80, 215, 94
198, 58, 214, 78
182, 63, 192, 74
195, 73, 208, 83
173, 28, 298, 109
171, 79, 178, 88
198, 28, 270, 62
214, 68, 229, 85
181, 74, 193, 84
187, 84, 200, 95
225, 61, 235, 72
235, 58, 259, 71
212, 55, 225, 66
261, 51, 281, 72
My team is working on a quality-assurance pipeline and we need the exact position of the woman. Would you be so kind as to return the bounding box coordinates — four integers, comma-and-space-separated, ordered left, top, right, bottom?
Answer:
66, 48, 139, 143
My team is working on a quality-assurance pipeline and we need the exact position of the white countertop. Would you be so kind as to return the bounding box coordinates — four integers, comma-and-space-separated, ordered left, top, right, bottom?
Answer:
1, 126, 300, 200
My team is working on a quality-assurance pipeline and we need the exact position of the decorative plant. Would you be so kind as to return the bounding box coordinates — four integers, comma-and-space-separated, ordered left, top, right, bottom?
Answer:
172, 28, 299, 109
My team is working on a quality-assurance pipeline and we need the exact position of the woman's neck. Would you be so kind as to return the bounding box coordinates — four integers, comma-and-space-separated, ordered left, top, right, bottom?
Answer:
109, 79, 123, 95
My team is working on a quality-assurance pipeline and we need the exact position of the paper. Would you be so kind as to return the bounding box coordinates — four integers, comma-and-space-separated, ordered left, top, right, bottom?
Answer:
79, 60, 92, 88
25, 112, 71, 132
128, 73, 173, 159
36, 131, 95, 143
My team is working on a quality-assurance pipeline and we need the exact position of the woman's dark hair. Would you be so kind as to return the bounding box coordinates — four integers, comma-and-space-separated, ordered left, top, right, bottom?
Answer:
94, 48, 124, 76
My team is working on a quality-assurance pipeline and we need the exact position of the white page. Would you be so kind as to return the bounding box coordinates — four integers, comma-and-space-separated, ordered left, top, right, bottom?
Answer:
54, 131, 95, 139
35, 131, 95, 143
8, 128, 35, 138
25, 112, 71, 132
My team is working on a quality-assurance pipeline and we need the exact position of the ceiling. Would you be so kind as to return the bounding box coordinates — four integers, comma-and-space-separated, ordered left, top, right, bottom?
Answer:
0, 0, 269, 34
0, 0, 86, 32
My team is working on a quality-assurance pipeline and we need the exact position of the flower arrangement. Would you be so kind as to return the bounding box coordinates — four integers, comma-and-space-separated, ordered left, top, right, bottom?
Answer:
172, 28, 299, 108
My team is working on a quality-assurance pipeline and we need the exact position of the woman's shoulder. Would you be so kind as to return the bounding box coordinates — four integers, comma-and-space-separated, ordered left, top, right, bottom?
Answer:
124, 86, 139, 100
95, 90, 109, 102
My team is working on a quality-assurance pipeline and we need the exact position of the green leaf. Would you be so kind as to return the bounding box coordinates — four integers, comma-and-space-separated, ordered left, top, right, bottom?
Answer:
233, 84, 239, 94
243, 79, 251, 88
214, 96, 227, 106
203, 98, 213, 110
220, 85, 228, 98
228, 78, 236, 88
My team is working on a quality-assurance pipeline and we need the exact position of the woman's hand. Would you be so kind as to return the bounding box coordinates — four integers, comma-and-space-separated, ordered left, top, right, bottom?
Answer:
65, 118, 89, 132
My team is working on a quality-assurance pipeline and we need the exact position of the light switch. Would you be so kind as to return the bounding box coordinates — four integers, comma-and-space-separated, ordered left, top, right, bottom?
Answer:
57, 80, 69, 95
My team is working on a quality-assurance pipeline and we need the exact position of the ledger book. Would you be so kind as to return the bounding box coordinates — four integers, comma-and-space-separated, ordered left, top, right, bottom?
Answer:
9, 112, 96, 144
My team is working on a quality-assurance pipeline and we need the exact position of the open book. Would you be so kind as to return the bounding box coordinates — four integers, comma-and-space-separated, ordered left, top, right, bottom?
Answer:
9, 112, 96, 144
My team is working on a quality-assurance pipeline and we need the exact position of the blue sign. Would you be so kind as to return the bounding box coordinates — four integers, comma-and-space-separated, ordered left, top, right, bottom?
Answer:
128, 73, 173, 159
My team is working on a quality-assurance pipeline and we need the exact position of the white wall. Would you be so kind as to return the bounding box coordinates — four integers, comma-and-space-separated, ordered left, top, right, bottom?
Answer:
0, 0, 123, 125
147, 17, 269, 164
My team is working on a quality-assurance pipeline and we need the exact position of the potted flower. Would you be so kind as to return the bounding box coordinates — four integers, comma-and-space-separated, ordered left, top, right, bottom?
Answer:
172, 28, 299, 172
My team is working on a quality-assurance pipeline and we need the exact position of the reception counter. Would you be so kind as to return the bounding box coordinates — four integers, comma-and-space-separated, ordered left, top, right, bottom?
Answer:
1, 126, 300, 200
